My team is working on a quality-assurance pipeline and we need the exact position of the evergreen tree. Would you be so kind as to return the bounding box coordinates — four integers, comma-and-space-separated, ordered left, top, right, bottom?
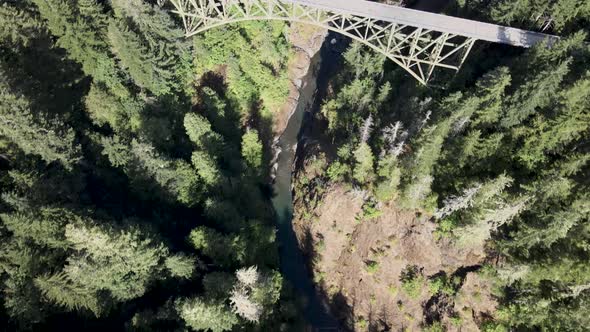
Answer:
352, 142, 375, 185
31, 0, 130, 98
164, 254, 197, 279
109, 0, 189, 96
241, 129, 263, 172
0, 241, 46, 326
191, 150, 221, 186
0, 3, 45, 47
102, 137, 201, 205
506, 197, 589, 253
489, 0, 590, 31
175, 297, 238, 332
35, 272, 105, 316
0, 207, 71, 250
84, 83, 142, 132
401, 118, 452, 210
33, 220, 185, 316
0, 74, 81, 169
189, 226, 245, 268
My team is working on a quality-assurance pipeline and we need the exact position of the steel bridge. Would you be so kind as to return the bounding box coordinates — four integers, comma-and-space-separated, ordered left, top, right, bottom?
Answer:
168, 0, 559, 84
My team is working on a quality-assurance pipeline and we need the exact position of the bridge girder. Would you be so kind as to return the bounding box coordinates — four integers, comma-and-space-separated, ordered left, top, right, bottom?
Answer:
169, 0, 477, 85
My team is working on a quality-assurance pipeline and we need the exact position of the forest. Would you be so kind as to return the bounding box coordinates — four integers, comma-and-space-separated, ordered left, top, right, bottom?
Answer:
0, 0, 589, 331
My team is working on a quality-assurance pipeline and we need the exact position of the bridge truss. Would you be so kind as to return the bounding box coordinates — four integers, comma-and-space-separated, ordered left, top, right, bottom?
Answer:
169, 0, 479, 84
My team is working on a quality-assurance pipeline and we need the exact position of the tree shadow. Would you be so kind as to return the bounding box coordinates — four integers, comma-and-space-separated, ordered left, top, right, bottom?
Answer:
246, 99, 275, 183
0, 29, 87, 119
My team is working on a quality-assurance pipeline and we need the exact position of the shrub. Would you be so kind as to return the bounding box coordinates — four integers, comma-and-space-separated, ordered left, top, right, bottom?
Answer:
400, 265, 424, 299
428, 275, 456, 296
365, 261, 380, 275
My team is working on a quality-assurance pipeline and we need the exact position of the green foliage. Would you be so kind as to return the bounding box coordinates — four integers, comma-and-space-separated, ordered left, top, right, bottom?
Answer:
399, 265, 424, 299
184, 112, 221, 146
319, 43, 388, 138
165, 254, 197, 279
428, 275, 456, 296
2, 0, 588, 329
422, 321, 446, 332
374, 156, 402, 202
109, 0, 189, 96
84, 83, 142, 132
175, 297, 238, 332
241, 129, 263, 171
353, 142, 375, 184
489, 0, 590, 31
106, 139, 202, 206
0, 242, 45, 325
107, 19, 157, 91
191, 150, 221, 186
31, 0, 129, 98
0, 3, 45, 47
0, 1, 288, 330
0, 75, 81, 169
189, 226, 245, 267
365, 261, 380, 275
360, 201, 383, 220
35, 272, 105, 316
326, 161, 348, 182
61, 222, 170, 302
193, 20, 290, 113
0, 207, 72, 249
400, 118, 452, 209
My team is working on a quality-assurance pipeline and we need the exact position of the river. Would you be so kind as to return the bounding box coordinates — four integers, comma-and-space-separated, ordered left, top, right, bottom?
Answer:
271, 32, 346, 330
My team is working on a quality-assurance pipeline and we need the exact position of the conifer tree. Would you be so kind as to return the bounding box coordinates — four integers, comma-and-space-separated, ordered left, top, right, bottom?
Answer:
109, 0, 189, 96
175, 297, 238, 332
241, 129, 263, 172
0, 241, 46, 326
189, 226, 246, 267
0, 3, 45, 47
516, 72, 590, 169
0, 207, 71, 250
401, 119, 452, 209
505, 197, 589, 253
191, 150, 221, 186
101, 137, 201, 205
31, 0, 130, 98
32, 221, 186, 316
500, 60, 570, 128
35, 272, 105, 316
85, 83, 142, 132
352, 142, 375, 185
490, 0, 590, 31
164, 254, 197, 279
62, 222, 169, 301
0, 74, 81, 169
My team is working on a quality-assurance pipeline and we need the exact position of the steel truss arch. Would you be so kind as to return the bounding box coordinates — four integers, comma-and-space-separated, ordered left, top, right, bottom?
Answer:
169, 0, 478, 85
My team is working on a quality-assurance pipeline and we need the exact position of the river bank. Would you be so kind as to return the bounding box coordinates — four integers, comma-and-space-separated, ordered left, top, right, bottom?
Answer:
270, 24, 341, 330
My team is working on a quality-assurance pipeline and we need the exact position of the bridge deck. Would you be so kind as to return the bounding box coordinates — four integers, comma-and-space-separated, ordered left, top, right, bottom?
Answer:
288, 0, 559, 47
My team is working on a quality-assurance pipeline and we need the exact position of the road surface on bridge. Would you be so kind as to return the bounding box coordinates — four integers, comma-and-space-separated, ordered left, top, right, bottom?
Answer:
289, 0, 559, 47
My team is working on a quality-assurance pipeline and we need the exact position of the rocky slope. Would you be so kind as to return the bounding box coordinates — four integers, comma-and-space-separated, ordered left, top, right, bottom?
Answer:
291, 143, 498, 331
272, 23, 327, 139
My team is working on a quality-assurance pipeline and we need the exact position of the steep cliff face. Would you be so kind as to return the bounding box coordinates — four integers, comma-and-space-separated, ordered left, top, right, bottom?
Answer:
271, 24, 327, 140
291, 142, 498, 331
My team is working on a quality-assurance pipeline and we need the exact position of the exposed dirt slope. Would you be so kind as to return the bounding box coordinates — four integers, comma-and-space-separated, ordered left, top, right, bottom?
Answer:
291, 147, 497, 331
